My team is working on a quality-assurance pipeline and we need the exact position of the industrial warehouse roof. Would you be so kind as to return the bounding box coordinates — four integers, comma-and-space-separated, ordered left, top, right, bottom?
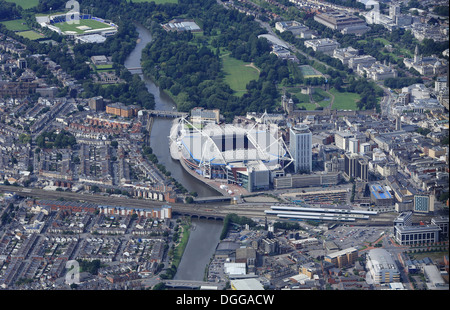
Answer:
230, 278, 265, 290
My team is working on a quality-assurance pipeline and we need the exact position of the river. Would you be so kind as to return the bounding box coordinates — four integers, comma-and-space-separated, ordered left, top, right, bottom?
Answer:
124, 23, 218, 198
124, 23, 223, 281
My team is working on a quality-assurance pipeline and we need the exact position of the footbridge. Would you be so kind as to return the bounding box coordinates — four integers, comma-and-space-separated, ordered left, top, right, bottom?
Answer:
146, 110, 188, 118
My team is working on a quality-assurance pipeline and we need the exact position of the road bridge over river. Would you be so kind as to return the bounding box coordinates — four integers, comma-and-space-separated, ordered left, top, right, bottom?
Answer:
145, 109, 188, 118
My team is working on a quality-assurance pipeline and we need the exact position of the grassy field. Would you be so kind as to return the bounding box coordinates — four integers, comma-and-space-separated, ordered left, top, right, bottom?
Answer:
16, 30, 45, 40
312, 88, 331, 107
0, 19, 30, 31
286, 87, 315, 110
296, 102, 317, 110
94, 64, 114, 71
374, 38, 390, 45
5, 0, 39, 10
53, 19, 114, 34
329, 88, 360, 110
222, 54, 260, 97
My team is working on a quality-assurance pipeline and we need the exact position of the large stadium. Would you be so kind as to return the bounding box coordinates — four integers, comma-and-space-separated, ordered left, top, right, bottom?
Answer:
36, 12, 118, 43
170, 115, 293, 192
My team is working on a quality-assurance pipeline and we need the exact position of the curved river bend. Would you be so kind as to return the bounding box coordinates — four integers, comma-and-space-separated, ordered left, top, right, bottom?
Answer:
124, 23, 223, 281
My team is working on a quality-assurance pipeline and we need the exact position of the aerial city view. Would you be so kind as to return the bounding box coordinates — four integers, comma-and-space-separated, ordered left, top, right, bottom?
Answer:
0, 0, 448, 297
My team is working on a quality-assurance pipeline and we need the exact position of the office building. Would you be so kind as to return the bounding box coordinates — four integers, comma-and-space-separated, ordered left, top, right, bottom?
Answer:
370, 184, 394, 206
394, 211, 413, 228
89, 96, 104, 112
325, 247, 358, 268
348, 55, 377, 70
348, 138, 359, 154
334, 131, 354, 151
394, 211, 443, 246
366, 249, 400, 284
435, 76, 448, 92
431, 216, 449, 240
304, 38, 340, 55
314, 11, 366, 31
191, 107, 220, 124
275, 21, 314, 38
273, 172, 340, 189
394, 224, 441, 246
106, 103, 140, 118
389, 4, 400, 20
414, 194, 435, 214
357, 61, 397, 81
344, 152, 368, 181
333, 47, 359, 65
289, 124, 312, 173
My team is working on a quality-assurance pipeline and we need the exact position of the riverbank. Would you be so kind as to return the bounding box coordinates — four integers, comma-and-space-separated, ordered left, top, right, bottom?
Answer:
126, 22, 225, 282
171, 219, 191, 269
177, 149, 227, 197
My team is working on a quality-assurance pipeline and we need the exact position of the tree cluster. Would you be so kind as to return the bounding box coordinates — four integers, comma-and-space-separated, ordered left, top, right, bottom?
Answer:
36, 130, 77, 149
383, 76, 422, 89
0, 0, 20, 21
139, 1, 291, 120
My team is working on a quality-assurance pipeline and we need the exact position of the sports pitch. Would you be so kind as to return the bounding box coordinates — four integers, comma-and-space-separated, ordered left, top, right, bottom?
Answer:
16, 30, 45, 40
52, 19, 114, 35
299, 65, 323, 79
1, 19, 30, 31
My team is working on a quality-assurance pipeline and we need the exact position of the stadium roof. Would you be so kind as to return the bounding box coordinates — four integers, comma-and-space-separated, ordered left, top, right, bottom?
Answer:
177, 121, 287, 166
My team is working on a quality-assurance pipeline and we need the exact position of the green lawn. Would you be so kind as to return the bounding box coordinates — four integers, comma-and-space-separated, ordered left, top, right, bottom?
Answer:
16, 30, 46, 40
329, 88, 360, 110
5, 0, 39, 10
285, 87, 315, 110
95, 64, 114, 71
296, 102, 317, 110
312, 88, 331, 107
374, 38, 390, 45
222, 54, 260, 97
1, 19, 30, 31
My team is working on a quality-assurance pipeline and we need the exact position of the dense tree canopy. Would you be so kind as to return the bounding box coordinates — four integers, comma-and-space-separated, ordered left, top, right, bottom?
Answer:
36, 130, 77, 149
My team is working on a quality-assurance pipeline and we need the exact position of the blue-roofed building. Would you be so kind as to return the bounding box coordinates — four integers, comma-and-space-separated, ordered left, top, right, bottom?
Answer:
370, 184, 394, 206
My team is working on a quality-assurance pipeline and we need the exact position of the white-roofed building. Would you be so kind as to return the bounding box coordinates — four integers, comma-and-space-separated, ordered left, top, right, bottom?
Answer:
366, 249, 400, 284
162, 19, 201, 32
423, 265, 448, 290
230, 278, 265, 290
224, 263, 247, 276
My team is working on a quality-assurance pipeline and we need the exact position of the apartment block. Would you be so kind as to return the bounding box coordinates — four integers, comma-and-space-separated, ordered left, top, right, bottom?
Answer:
325, 247, 358, 268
